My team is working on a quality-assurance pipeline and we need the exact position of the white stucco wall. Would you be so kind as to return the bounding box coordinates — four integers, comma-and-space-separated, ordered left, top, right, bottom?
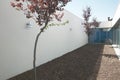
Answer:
0, 1, 88, 80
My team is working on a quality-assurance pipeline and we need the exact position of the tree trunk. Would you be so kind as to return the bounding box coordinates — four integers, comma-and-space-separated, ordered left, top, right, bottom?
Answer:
33, 18, 48, 80
33, 30, 42, 80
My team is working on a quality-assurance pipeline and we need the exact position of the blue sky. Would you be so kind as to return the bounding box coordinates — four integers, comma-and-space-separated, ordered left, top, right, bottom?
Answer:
65, 0, 119, 21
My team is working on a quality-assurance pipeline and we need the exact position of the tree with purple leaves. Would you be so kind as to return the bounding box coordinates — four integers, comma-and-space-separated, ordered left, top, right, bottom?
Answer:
10, 0, 71, 80
82, 7, 100, 36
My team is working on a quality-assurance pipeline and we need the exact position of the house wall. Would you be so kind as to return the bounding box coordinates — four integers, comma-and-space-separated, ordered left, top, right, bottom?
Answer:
0, 1, 88, 80
112, 2, 120, 26
110, 2, 120, 60
98, 2, 120, 29
111, 24, 120, 48
110, 24, 120, 60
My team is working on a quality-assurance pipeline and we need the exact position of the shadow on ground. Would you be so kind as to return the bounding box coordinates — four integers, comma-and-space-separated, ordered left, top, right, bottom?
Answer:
8, 44, 118, 80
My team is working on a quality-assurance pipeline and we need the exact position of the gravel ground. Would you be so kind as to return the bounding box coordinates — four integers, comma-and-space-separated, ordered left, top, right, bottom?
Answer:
8, 44, 120, 80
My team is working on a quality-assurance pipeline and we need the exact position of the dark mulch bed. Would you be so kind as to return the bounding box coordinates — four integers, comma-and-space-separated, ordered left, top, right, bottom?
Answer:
8, 44, 120, 80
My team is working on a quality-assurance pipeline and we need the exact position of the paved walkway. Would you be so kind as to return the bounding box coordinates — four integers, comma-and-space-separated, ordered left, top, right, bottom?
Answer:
8, 44, 120, 80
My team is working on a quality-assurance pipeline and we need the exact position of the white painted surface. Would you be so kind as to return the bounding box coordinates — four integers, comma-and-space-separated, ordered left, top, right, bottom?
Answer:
112, 3, 120, 26
97, 2, 120, 29
112, 45, 120, 60
98, 21, 112, 28
0, 1, 88, 80
111, 2, 120, 60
